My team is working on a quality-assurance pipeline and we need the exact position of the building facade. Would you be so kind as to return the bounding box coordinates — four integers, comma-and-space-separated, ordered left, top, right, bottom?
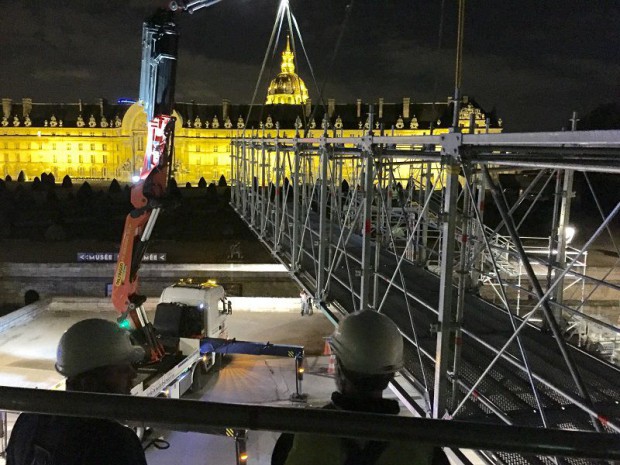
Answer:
0, 44, 502, 186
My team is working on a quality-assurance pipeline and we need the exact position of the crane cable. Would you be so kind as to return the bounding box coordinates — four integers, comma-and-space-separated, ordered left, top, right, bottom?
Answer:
296, 1, 355, 137
243, 1, 355, 139
242, 1, 288, 139
452, 0, 466, 128
429, 0, 447, 133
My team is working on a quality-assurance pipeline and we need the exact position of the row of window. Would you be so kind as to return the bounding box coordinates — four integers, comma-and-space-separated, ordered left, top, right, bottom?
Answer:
2, 166, 113, 178
191, 155, 222, 166
1, 153, 114, 164
1, 142, 116, 151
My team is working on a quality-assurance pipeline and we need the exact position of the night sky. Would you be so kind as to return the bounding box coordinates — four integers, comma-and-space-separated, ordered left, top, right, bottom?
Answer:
1, 1, 618, 132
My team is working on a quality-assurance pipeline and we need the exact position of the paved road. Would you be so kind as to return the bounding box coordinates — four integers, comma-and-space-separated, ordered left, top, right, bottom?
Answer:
145, 310, 337, 465
0, 306, 336, 465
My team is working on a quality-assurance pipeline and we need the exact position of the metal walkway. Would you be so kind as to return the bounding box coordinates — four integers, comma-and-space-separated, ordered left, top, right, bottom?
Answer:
229, 124, 620, 464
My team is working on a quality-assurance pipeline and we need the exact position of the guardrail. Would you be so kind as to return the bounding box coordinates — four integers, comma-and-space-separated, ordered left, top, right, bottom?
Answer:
0, 386, 619, 461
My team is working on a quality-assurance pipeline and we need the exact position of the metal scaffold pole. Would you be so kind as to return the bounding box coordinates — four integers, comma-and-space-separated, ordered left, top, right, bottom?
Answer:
316, 120, 330, 303
274, 130, 282, 252
250, 142, 256, 227
433, 132, 461, 418
291, 136, 300, 271
360, 106, 375, 311
483, 166, 603, 432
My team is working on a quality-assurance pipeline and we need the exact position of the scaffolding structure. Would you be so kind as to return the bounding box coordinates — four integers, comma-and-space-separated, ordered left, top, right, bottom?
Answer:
230, 119, 620, 464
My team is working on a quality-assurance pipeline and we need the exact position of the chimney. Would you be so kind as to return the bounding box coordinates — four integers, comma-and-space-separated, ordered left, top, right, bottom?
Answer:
378, 98, 384, 119
99, 98, 105, 117
2, 98, 12, 118
356, 99, 362, 118
305, 98, 312, 118
402, 97, 410, 119
327, 98, 335, 118
222, 98, 230, 121
22, 98, 32, 118
78, 99, 83, 114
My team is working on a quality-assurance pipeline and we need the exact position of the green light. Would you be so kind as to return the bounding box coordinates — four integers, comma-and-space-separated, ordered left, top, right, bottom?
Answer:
119, 319, 131, 330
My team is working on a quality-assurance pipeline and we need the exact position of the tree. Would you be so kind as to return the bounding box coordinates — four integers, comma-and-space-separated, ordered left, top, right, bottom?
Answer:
62, 175, 73, 188
185, 182, 192, 188
31, 177, 41, 190
5, 175, 12, 182
206, 182, 217, 202
168, 177, 181, 199
198, 177, 207, 188
218, 175, 227, 187
17, 171, 26, 182
47, 172, 56, 185
108, 178, 122, 194
41, 173, 48, 184
76, 181, 93, 204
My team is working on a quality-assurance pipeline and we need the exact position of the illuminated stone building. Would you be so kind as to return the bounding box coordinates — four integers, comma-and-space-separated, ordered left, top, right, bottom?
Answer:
0, 42, 502, 185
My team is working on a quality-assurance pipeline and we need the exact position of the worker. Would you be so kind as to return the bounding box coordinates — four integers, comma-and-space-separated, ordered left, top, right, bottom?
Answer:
6, 318, 148, 465
299, 290, 312, 316
272, 310, 449, 465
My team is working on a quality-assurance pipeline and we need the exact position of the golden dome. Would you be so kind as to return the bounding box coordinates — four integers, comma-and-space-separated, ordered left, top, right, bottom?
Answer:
266, 36, 309, 105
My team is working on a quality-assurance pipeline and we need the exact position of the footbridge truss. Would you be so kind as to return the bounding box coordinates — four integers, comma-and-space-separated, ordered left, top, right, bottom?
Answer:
230, 116, 620, 465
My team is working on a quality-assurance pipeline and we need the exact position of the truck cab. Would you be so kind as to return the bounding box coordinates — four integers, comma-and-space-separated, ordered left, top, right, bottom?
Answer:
157, 280, 231, 341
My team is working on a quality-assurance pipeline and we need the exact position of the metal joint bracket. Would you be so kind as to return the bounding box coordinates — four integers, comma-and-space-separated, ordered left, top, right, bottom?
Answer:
361, 135, 374, 153
440, 132, 463, 158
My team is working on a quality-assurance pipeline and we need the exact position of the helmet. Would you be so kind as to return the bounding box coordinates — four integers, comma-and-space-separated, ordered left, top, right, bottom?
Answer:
330, 310, 403, 375
55, 319, 145, 377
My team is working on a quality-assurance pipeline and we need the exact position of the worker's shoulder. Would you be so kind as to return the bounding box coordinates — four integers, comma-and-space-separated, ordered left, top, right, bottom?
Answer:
80, 419, 147, 464
84, 418, 141, 442
289, 433, 439, 464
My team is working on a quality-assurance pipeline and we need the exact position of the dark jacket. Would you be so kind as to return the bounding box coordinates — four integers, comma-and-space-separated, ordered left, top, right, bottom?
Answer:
6, 413, 147, 465
272, 392, 449, 465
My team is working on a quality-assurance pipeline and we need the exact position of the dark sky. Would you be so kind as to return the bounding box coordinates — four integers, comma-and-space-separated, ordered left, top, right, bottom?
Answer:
1, 0, 618, 132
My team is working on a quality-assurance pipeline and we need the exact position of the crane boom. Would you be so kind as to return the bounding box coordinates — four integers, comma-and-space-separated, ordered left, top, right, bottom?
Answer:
112, 2, 221, 362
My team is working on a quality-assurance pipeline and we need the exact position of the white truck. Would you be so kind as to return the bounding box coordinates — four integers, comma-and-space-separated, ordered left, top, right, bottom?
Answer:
130, 280, 232, 399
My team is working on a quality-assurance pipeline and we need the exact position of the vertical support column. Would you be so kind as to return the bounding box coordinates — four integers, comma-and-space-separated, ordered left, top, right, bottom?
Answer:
316, 128, 329, 302
360, 105, 375, 311
230, 140, 236, 207
240, 140, 246, 216
554, 111, 578, 308
274, 134, 281, 252
433, 132, 461, 418
291, 137, 301, 271
250, 143, 256, 227
260, 139, 267, 235
470, 170, 486, 288
234, 430, 248, 465
554, 170, 574, 307
419, 161, 432, 266
373, 157, 383, 309
451, 163, 472, 407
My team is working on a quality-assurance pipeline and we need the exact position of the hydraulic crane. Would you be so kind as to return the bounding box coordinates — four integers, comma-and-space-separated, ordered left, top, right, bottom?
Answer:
112, 1, 223, 362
